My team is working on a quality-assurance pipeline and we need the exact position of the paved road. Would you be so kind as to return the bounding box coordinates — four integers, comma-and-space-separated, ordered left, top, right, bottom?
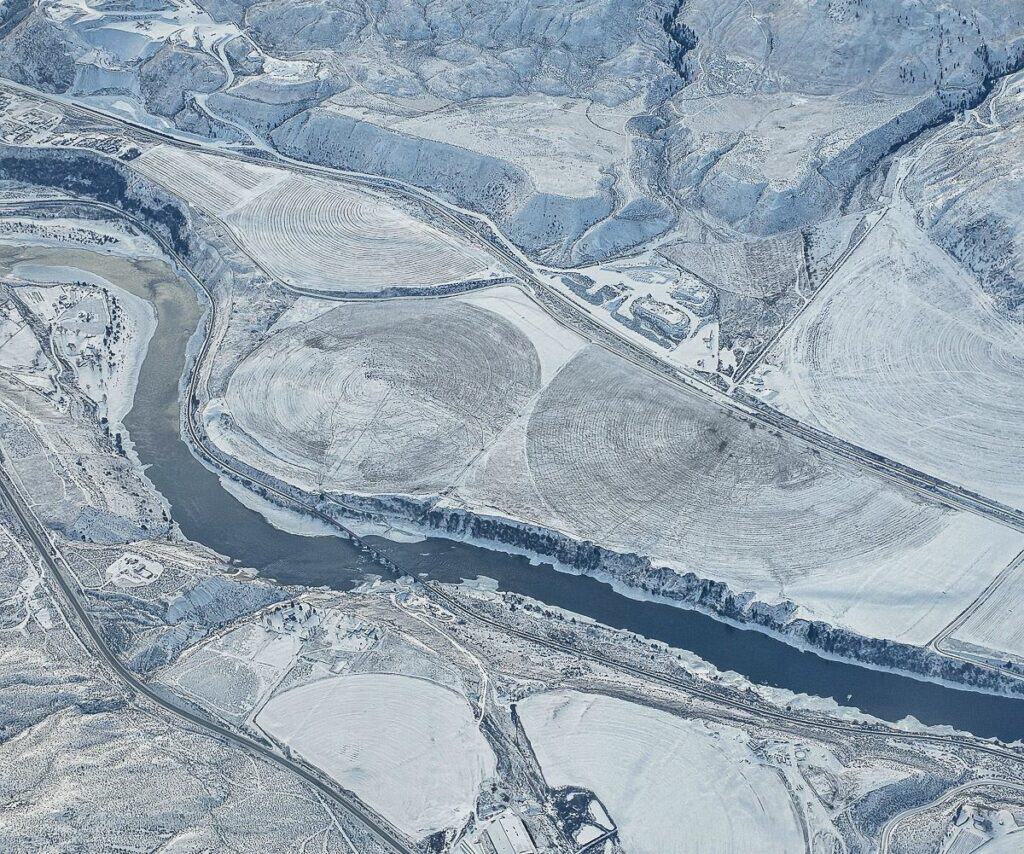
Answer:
928, 549, 1024, 682
8, 90, 1024, 729
0, 463, 414, 854
22, 193, 1012, 765
878, 778, 1024, 853
3, 76, 1022, 535
3, 192, 1023, 854
9, 183, 1024, 753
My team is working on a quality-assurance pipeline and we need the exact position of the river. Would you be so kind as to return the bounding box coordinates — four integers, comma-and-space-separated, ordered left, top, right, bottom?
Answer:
119, 258, 1024, 742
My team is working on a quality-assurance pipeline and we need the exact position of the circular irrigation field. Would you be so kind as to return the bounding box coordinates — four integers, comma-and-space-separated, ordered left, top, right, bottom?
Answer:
767, 238, 1024, 509
225, 299, 541, 494
256, 674, 496, 838
227, 178, 489, 292
520, 691, 804, 854
524, 347, 947, 586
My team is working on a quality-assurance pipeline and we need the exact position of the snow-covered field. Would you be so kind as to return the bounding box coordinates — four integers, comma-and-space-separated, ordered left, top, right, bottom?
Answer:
464, 342, 1023, 646
131, 146, 288, 214
748, 210, 1024, 510
659, 231, 806, 303
256, 674, 496, 838
160, 620, 303, 722
0, 299, 51, 393
519, 691, 804, 853
976, 830, 1024, 853
213, 281, 1024, 645
949, 555, 1024, 663
132, 144, 492, 292
218, 290, 543, 494
328, 93, 638, 200
457, 285, 587, 382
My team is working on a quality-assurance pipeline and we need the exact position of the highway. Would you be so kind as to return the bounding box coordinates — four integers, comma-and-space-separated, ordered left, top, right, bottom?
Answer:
3, 76, 1023, 535
2, 82, 1024, 761
1, 189, 1023, 854
7, 158, 1024, 741
9, 193, 1015, 770
4, 59, 1024, 854
0, 453, 413, 849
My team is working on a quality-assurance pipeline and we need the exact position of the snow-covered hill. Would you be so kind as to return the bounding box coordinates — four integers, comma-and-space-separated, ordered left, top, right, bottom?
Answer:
2, 0, 1021, 267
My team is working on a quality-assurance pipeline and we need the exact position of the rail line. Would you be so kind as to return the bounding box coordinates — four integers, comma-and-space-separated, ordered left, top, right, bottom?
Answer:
0, 462, 414, 854
2, 192, 1024, 854
425, 585, 1024, 763
13, 196, 1019, 766
8, 184, 1024, 742
0, 196, 419, 852
3, 106, 1024, 801
3, 76, 1022, 534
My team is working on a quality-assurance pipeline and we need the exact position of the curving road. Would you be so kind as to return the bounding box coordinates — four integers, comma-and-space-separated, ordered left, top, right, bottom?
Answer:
0, 462, 415, 854
4, 191, 1024, 764
0, 264, 414, 854
2, 190, 1024, 854
878, 778, 1024, 853
2, 88, 1024, 745
2, 76, 1022, 535
14, 186, 1024, 763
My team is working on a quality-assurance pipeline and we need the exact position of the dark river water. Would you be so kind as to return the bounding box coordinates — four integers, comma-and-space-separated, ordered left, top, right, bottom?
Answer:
120, 270, 1024, 743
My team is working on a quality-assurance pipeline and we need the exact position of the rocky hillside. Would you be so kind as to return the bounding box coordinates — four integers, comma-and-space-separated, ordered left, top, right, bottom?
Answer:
0, 0, 1021, 267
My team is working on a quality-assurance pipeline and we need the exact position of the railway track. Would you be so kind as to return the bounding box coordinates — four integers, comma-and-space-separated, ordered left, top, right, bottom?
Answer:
1, 193, 1023, 854
16, 191, 1017, 765
425, 584, 1024, 764
0, 462, 415, 854
3, 98, 1024, 788
0, 196, 419, 851
3, 76, 1022, 535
